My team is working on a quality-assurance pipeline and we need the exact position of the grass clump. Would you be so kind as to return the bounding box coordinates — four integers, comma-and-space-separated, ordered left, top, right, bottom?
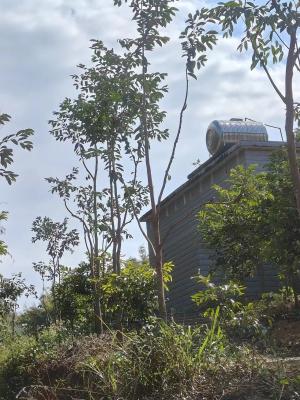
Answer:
84, 321, 214, 399
0, 324, 69, 399
1, 317, 299, 400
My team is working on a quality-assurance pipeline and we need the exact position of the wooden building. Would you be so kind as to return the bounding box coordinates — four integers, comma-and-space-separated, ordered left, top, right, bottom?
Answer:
141, 119, 284, 314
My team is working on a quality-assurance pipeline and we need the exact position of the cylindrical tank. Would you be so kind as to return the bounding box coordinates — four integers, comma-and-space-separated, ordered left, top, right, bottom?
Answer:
206, 119, 268, 155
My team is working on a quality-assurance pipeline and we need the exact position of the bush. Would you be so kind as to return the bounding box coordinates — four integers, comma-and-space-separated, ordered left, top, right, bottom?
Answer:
0, 335, 36, 399
32, 259, 173, 333
192, 274, 245, 320
81, 317, 226, 399
102, 260, 172, 326
0, 323, 71, 399
192, 275, 274, 341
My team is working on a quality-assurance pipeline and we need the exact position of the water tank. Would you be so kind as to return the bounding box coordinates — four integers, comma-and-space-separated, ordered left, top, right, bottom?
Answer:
206, 119, 268, 155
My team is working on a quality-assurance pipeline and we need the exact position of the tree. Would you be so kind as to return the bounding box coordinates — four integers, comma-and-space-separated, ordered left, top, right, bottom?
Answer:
50, 0, 192, 319
54, 263, 94, 334
181, 0, 300, 216
32, 217, 79, 320
18, 299, 53, 337
0, 211, 8, 258
0, 113, 33, 185
30, 257, 172, 333
48, 41, 148, 333
115, 0, 191, 319
199, 155, 300, 307
0, 273, 36, 336
46, 167, 110, 334
199, 165, 272, 281
49, 41, 146, 275
264, 149, 300, 307
0, 113, 34, 258
0, 112, 34, 335
101, 257, 172, 327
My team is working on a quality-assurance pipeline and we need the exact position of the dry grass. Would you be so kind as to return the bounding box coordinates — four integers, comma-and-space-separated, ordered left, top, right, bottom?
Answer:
14, 324, 300, 400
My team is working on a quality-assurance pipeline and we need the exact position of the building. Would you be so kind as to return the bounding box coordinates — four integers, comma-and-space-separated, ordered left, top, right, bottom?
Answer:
141, 119, 285, 314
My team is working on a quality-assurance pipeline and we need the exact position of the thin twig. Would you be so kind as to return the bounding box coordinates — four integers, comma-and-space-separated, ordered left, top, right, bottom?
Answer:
246, 27, 286, 103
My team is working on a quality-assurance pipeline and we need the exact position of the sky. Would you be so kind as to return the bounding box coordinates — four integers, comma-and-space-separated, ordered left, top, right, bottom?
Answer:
0, 0, 298, 308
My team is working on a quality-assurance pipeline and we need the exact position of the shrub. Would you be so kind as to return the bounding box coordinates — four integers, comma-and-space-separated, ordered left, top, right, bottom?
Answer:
0, 323, 70, 399
102, 260, 173, 326
82, 317, 226, 399
6, 322, 300, 400
0, 335, 36, 399
192, 275, 272, 341
192, 274, 245, 320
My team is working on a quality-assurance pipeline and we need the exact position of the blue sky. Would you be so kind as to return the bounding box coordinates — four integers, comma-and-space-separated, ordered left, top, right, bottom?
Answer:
0, 0, 297, 307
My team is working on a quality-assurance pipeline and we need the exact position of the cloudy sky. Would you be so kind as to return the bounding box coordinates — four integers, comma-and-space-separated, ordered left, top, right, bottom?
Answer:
0, 0, 297, 306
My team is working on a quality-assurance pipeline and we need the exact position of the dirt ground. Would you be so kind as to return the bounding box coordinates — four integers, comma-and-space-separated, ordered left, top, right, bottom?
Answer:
271, 319, 300, 355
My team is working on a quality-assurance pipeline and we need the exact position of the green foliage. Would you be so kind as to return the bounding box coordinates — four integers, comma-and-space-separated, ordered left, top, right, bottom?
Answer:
181, 1, 298, 78
0, 324, 70, 399
48, 38, 150, 277
102, 260, 173, 325
32, 217, 79, 321
0, 334, 36, 399
54, 263, 94, 333
50, 40, 142, 146
264, 150, 300, 300
0, 273, 36, 318
32, 217, 79, 266
0, 113, 34, 185
192, 275, 270, 340
192, 274, 245, 319
0, 211, 8, 258
0, 317, 13, 344
198, 155, 300, 306
83, 320, 225, 400
199, 165, 272, 280
24, 258, 172, 333
18, 297, 53, 337
1, 321, 299, 400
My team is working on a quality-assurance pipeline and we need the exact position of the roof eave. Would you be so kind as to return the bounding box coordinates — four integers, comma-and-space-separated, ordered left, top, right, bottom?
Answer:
140, 140, 287, 222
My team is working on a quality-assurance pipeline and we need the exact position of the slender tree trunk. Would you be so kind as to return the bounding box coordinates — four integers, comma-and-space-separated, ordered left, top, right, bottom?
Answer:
116, 240, 122, 275
93, 153, 103, 335
140, 24, 167, 319
292, 282, 299, 309
52, 257, 57, 323
57, 261, 62, 323
142, 98, 167, 318
108, 143, 118, 274
93, 264, 103, 334
152, 215, 167, 319
111, 144, 122, 275
285, 30, 300, 215
11, 304, 16, 337
144, 133, 167, 319
90, 254, 103, 334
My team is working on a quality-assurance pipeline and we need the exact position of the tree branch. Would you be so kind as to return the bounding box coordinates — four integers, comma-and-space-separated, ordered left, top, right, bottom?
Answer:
157, 66, 189, 207
250, 33, 286, 103
132, 204, 156, 256
273, 30, 289, 50
120, 175, 156, 256
293, 43, 300, 66
63, 199, 94, 258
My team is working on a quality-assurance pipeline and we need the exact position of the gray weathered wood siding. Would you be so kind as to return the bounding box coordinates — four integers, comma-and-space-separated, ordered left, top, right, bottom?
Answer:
145, 142, 286, 313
